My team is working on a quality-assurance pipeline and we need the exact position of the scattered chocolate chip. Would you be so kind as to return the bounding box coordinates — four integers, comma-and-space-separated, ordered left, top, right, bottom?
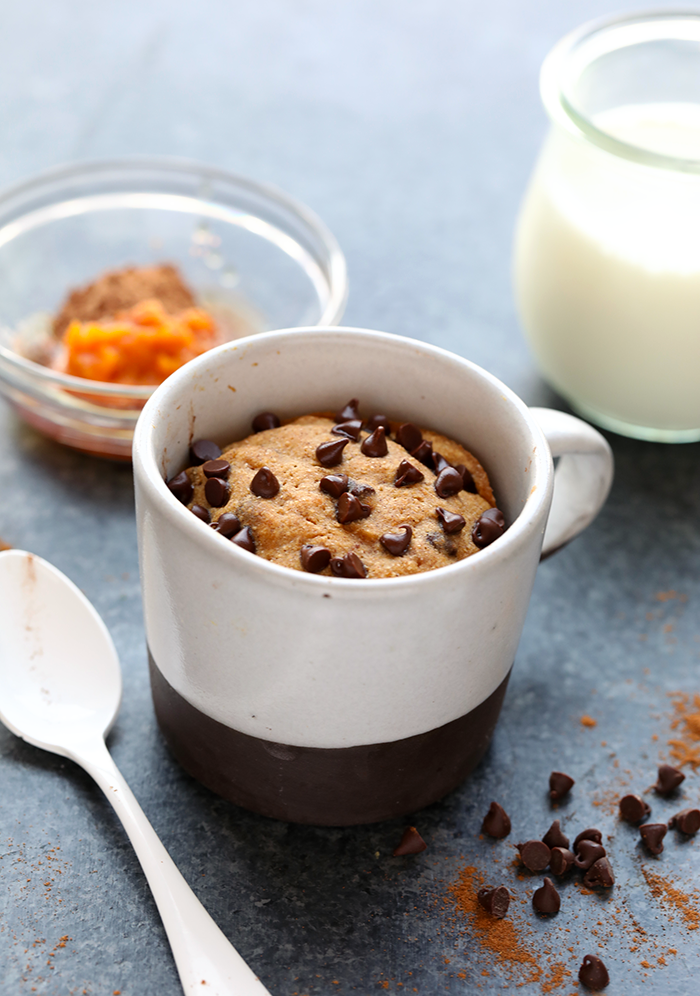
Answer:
337, 492, 371, 524
365, 414, 391, 434
436, 507, 466, 534
214, 512, 241, 537
205, 477, 230, 507
336, 399, 360, 422
640, 822, 667, 855
252, 412, 280, 433
481, 801, 511, 839
332, 419, 362, 441
532, 877, 560, 915
411, 440, 434, 469
574, 839, 606, 870
654, 763, 685, 795
573, 828, 603, 851
320, 474, 349, 498
583, 856, 615, 889
393, 826, 427, 856
300, 545, 332, 573
396, 422, 423, 452
619, 794, 651, 824
316, 438, 349, 467
549, 847, 575, 877
477, 886, 510, 919
202, 458, 231, 480
190, 504, 211, 523
549, 771, 575, 801
330, 552, 367, 578
231, 526, 256, 553
250, 466, 280, 498
347, 480, 376, 498
435, 467, 463, 498
361, 426, 388, 457
167, 470, 193, 504
395, 460, 425, 488
668, 808, 700, 835
190, 439, 222, 464
542, 820, 569, 850
472, 508, 506, 548
380, 525, 413, 556
432, 452, 451, 475
455, 463, 477, 493
517, 840, 551, 873
578, 954, 609, 991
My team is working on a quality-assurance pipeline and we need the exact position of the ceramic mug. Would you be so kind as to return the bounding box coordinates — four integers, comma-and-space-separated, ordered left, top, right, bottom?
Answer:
132, 327, 613, 825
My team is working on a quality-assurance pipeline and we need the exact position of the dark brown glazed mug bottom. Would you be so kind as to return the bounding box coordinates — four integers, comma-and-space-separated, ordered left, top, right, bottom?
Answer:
148, 650, 511, 825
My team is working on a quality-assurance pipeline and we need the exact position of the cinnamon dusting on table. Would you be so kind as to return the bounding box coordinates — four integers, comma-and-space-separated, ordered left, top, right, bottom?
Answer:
641, 867, 700, 932
580, 715, 597, 728
667, 692, 700, 769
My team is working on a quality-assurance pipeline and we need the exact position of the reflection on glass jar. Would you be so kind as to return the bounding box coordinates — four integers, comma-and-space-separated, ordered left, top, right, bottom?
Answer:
514, 12, 700, 442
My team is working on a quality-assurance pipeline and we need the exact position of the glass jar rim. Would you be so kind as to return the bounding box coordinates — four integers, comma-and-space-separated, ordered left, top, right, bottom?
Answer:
541, 9, 700, 174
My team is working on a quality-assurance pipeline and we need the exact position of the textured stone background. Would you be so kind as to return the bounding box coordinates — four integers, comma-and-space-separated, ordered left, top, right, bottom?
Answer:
1, 1, 699, 994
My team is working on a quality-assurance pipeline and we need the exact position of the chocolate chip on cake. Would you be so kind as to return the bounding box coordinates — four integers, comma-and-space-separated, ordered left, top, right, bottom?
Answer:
583, 856, 615, 889
190, 439, 221, 464
347, 480, 376, 498
477, 886, 510, 919
640, 822, 667, 855
330, 552, 367, 579
394, 460, 425, 488
573, 828, 603, 851
337, 492, 371, 524
411, 440, 434, 469
432, 452, 451, 475
549, 771, 575, 801
380, 526, 412, 556
365, 414, 391, 434
332, 419, 362, 441
202, 458, 231, 480
190, 503, 211, 523
436, 507, 466, 534
319, 474, 349, 498
472, 508, 506, 548
542, 820, 569, 850
231, 526, 256, 553
517, 840, 551, 873
252, 412, 280, 433
578, 954, 609, 991
250, 467, 280, 498
481, 801, 511, 839
361, 426, 388, 457
619, 794, 651, 824
205, 476, 230, 507
435, 467, 463, 498
654, 763, 685, 795
574, 839, 606, 871
455, 463, 477, 493
167, 470, 193, 504
316, 438, 349, 467
213, 512, 241, 537
532, 877, 560, 915
396, 422, 422, 452
549, 847, 575, 877
668, 808, 700, 835
300, 544, 332, 573
336, 398, 360, 422
393, 826, 427, 856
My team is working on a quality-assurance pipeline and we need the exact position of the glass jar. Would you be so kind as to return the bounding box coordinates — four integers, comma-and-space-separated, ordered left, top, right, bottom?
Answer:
514, 11, 700, 442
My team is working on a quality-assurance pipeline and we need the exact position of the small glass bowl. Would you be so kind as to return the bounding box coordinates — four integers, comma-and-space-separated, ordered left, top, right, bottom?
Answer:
0, 158, 348, 459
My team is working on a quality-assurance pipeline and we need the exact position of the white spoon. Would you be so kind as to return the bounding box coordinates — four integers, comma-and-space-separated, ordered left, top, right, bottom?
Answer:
0, 549, 271, 996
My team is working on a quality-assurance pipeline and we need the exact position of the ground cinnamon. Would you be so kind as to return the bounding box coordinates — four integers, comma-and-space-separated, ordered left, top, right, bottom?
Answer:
641, 867, 700, 932
667, 692, 700, 769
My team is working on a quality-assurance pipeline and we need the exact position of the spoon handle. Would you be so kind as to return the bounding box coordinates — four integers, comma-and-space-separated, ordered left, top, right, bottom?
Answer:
70, 737, 272, 996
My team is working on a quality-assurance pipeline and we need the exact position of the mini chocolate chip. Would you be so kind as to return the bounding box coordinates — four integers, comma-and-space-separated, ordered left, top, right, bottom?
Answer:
533, 877, 560, 915
250, 467, 280, 498
380, 525, 413, 556
316, 438, 349, 467
481, 801, 511, 839
411, 440, 434, 469
214, 512, 241, 537
167, 470, 193, 504
202, 458, 231, 479
190, 504, 211, 523
640, 822, 667, 855
347, 479, 376, 498
435, 467, 463, 498
252, 412, 280, 433
472, 508, 506, 548
583, 856, 615, 889
336, 399, 360, 422
436, 507, 466, 534
361, 426, 388, 457
619, 794, 651, 824
654, 763, 685, 795
320, 474, 349, 498
332, 419, 362, 441
669, 808, 700, 834
574, 839, 606, 870
330, 552, 367, 578
432, 452, 451, 475
573, 828, 603, 851
549, 847, 575, 877
300, 545, 331, 573
542, 820, 569, 850
231, 526, 256, 553
517, 840, 551, 873
579, 954, 609, 991
337, 492, 372, 524
190, 439, 221, 464
549, 771, 575, 801
396, 422, 422, 452
395, 460, 425, 487
477, 885, 510, 919
365, 414, 391, 434
455, 463, 477, 493
205, 477, 230, 507
393, 826, 427, 856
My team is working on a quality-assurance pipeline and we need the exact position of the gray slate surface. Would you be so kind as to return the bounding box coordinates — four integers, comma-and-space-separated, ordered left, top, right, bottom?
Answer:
1, 1, 699, 994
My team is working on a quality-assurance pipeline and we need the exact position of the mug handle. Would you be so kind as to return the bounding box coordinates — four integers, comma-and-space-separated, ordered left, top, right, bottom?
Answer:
529, 408, 614, 558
